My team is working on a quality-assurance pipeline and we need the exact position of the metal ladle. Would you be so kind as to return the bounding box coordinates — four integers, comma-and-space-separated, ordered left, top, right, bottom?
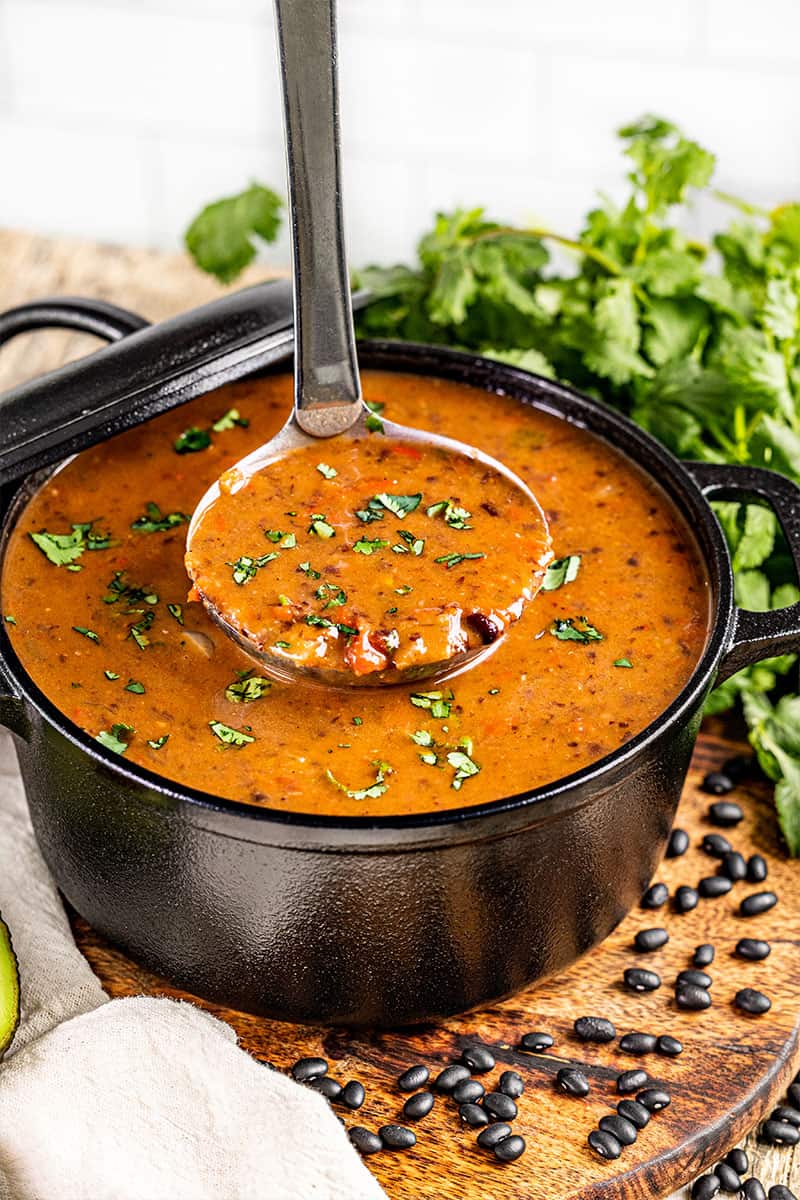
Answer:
186, 0, 550, 688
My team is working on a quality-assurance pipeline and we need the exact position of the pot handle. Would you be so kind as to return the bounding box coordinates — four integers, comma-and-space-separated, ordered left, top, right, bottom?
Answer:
686, 461, 800, 681
0, 296, 150, 346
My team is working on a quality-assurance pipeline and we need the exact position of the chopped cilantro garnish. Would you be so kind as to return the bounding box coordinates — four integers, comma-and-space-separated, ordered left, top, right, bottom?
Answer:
374, 493, 421, 518
393, 529, 425, 556
72, 626, 100, 643
104, 571, 158, 606
337, 622, 358, 637
211, 408, 249, 432
174, 427, 212, 454
447, 748, 481, 790
167, 603, 184, 625
225, 674, 272, 702
355, 498, 385, 524
550, 616, 604, 643
410, 729, 434, 747
298, 561, 321, 579
352, 716, 362, 726
410, 690, 454, 719
305, 614, 333, 629
3, 615, 16, 625
326, 760, 393, 800
365, 400, 385, 414
316, 582, 347, 609
131, 502, 189, 533
426, 499, 472, 529
274, 640, 291, 650
435, 551, 485, 569
148, 734, 169, 750
543, 555, 582, 592
365, 413, 384, 434
316, 462, 338, 479
614, 657, 634, 668
128, 610, 155, 650
104, 670, 120, 680
264, 529, 296, 548
30, 521, 112, 568
95, 723, 133, 755
209, 720, 255, 747
125, 679, 145, 694
488, 687, 500, 695
353, 537, 390, 555
308, 515, 336, 539
395, 584, 413, 595
228, 552, 278, 585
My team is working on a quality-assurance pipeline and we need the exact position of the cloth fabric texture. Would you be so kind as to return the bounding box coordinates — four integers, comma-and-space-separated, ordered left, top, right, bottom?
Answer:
0, 732, 387, 1200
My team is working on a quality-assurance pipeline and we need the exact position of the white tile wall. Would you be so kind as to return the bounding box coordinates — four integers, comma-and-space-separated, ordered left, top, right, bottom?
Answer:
1, 0, 799, 268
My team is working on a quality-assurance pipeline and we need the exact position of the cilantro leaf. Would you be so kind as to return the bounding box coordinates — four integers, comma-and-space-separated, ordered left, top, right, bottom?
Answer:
325, 760, 393, 801
543, 555, 581, 591
185, 183, 282, 284
131, 503, 189, 533
209, 720, 255, 747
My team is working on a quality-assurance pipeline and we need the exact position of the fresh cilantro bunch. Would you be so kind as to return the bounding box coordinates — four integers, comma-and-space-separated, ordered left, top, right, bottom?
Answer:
184, 116, 800, 851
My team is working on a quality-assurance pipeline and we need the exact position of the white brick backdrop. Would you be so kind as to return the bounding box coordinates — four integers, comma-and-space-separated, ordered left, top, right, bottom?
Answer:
1, 0, 800, 269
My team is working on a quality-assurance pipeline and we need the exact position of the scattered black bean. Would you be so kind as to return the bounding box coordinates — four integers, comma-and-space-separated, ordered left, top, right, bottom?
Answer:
434, 1064, 471, 1093
769, 1186, 798, 1200
397, 1065, 429, 1092
341, 1080, 366, 1110
588, 1129, 622, 1160
349, 1126, 382, 1156
667, 827, 690, 857
402, 1091, 434, 1121
520, 1031, 553, 1053
747, 855, 768, 884
483, 1092, 518, 1122
702, 772, 734, 796
735, 987, 771, 1015
379, 1124, 417, 1150
708, 799, 744, 825
634, 928, 669, 953
735, 937, 771, 961
740, 891, 778, 918
743, 1180, 767, 1200
557, 1067, 590, 1098
459, 1102, 489, 1128
599, 1113, 638, 1146
617, 1069, 649, 1095
675, 886, 700, 913
714, 1161, 741, 1191
619, 1032, 658, 1055
477, 1122, 512, 1150
677, 969, 713, 990
657, 1035, 683, 1058
452, 1078, 485, 1105
617, 1099, 651, 1129
460, 1044, 496, 1073
309, 1076, 342, 1100
494, 1134, 526, 1163
725, 1148, 749, 1176
676, 984, 712, 1010
719, 851, 747, 882
641, 882, 669, 909
702, 833, 733, 858
699, 875, 733, 898
789, 1083, 800, 1109
723, 754, 753, 782
637, 1087, 671, 1111
771, 1106, 800, 1127
291, 1056, 328, 1082
692, 1174, 721, 1200
624, 967, 662, 992
694, 944, 716, 967
761, 1120, 800, 1146
574, 1015, 616, 1043
498, 1071, 525, 1099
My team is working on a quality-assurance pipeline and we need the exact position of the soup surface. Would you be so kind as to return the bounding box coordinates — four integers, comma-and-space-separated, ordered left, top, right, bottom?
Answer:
1, 371, 710, 817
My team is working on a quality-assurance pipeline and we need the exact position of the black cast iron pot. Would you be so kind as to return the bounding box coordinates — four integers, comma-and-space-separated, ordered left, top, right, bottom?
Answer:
1, 287, 799, 1026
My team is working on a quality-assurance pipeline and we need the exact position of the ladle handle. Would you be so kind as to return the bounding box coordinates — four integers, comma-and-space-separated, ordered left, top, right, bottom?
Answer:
274, 0, 363, 438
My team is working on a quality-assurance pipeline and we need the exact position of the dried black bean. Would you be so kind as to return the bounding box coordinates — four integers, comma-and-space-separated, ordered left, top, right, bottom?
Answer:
498, 1071, 525, 1099
434, 1064, 471, 1093
771, 1106, 800, 1127
574, 1015, 616, 1042
619, 1032, 658, 1055
477, 1122, 512, 1150
723, 754, 752, 782
460, 1044, 496, 1073
459, 1102, 489, 1128
402, 1091, 434, 1121
637, 1087, 671, 1111
747, 854, 768, 883
379, 1124, 417, 1150
699, 875, 733, 898
676, 984, 712, 1010
719, 851, 747, 881
494, 1134, 526, 1163
725, 1148, 748, 1175
735, 937, 771, 961
692, 1175, 721, 1200
641, 882, 669, 909
634, 927, 669, 953
466, 612, 501, 644
657, 1035, 683, 1057
769, 1186, 799, 1200
483, 1091, 518, 1121
708, 799, 744, 825
397, 1065, 429, 1091
452, 1078, 484, 1105
617, 1099, 651, 1129
588, 1129, 622, 1160
599, 1113, 638, 1145
789, 1083, 800, 1108
743, 1180, 767, 1200
702, 772, 734, 797
617, 1069, 649, 1095
349, 1126, 382, 1156
760, 1119, 800, 1146
702, 833, 733, 858
675, 886, 700, 913
667, 827, 690, 857
677, 969, 713, 989
557, 1067, 590, 1097
309, 1076, 342, 1100
713, 1161, 741, 1191
740, 891, 778, 918
520, 1031, 553, 1053
624, 967, 662, 992
694, 944, 716, 967
735, 987, 771, 1015
341, 1080, 366, 1110
291, 1056, 328, 1082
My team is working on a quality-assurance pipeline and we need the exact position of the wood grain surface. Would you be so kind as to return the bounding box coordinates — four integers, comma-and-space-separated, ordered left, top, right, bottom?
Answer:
1, 228, 799, 1199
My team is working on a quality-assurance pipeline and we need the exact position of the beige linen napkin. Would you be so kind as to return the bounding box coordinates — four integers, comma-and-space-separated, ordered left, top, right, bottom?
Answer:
0, 731, 387, 1200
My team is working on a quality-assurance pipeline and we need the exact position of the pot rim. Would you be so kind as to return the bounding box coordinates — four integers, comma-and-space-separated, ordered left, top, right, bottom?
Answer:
0, 341, 734, 843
